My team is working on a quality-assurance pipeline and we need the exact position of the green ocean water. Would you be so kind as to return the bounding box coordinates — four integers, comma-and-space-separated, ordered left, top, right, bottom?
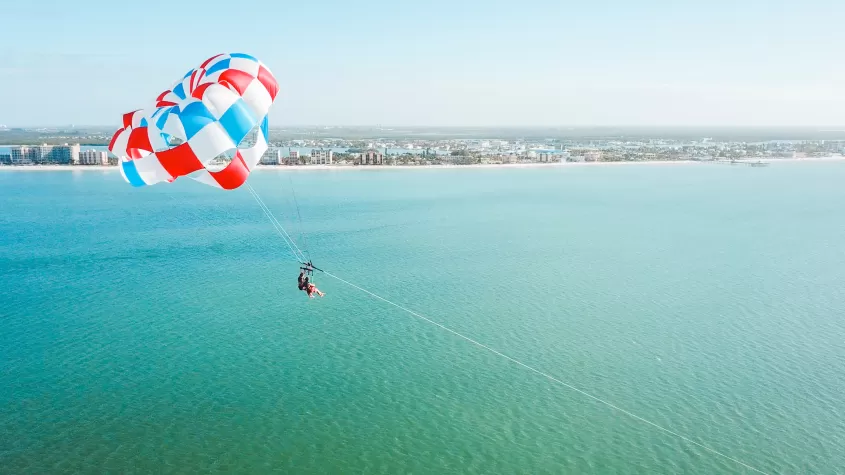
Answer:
2, 163, 845, 474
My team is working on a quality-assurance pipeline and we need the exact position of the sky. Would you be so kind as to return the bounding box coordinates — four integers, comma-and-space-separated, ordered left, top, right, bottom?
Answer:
1, 0, 844, 127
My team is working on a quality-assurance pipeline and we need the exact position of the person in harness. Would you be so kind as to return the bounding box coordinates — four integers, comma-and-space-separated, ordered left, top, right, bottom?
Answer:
298, 269, 308, 291
298, 262, 325, 298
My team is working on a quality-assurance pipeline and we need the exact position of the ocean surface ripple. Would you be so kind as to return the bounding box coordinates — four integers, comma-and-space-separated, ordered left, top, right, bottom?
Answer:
2, 164, 845, 473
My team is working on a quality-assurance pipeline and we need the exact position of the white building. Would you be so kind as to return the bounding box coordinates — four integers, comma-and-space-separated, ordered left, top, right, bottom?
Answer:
584, 151, 603, 162
9, 144, 79, 164
538, 152, 560, 163
310, 149, 333, 165
78, 149, 108, 165
10, 145, 46, 164
260, 148, 281, 165
30, 145, 53, 164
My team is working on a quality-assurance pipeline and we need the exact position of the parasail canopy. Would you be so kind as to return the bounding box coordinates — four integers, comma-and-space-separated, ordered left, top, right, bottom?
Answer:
108, 53, 279, 190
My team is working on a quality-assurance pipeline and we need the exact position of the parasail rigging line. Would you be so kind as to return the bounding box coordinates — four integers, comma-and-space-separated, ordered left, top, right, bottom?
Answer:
324, 271, 768, 474
288, 174, 313, 263
245, 182, 307, 264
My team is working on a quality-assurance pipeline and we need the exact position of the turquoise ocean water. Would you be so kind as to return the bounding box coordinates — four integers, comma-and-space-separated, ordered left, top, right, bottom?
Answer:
2, 163, 845, 473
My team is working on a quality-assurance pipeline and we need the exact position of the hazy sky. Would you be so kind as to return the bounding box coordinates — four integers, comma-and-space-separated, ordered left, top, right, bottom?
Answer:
1, 0, 844, 127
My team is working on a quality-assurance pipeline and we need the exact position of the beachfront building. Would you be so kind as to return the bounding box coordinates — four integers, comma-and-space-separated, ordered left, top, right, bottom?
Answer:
10, 147, 29, 164
584, 150, 602, 162
361, 149, 384, 165
11, 145, 42, 164
78, 150, 109, 165
9, 144, 79, 165
31, 145, 52, 164
52, 144, 80, 165
567, 148, 602, 162
10, 145, 44, 164
310, 149, 333, 165
538, 152, 560, 163
260, 148, 282, 165
287, 150, 300, 165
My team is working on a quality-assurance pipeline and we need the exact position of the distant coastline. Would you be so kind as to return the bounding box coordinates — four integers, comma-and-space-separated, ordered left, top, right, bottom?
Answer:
4, 132, 843, 167
2, 156, 844, 173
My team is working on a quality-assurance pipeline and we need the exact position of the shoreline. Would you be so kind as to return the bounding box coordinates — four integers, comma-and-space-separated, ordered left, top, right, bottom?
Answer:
1, 156, 843, 172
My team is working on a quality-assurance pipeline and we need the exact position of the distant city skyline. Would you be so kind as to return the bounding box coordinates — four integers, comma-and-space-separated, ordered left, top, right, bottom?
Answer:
2, 0, 844, 127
